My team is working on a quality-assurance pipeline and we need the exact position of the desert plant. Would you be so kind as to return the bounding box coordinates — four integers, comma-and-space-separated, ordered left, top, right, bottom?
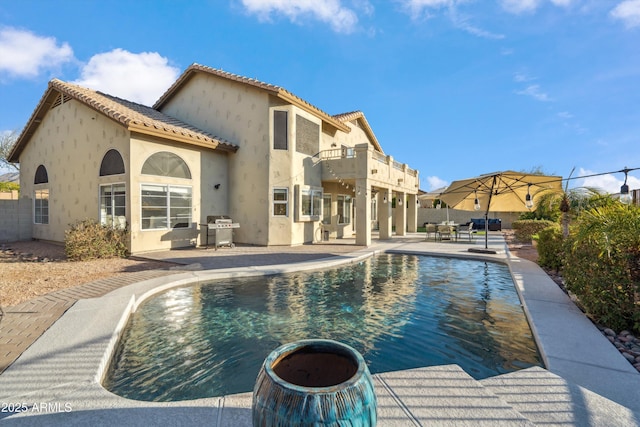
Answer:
536, 225, 563, 272
65, 219, 129, 261
511, 219, 556, 242
562, 204, 640, 333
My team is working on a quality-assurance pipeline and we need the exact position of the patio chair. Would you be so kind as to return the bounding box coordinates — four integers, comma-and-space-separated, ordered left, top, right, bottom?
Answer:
425, 223, 438, 241
437, 225, 453, 241
456, 222, 475, 241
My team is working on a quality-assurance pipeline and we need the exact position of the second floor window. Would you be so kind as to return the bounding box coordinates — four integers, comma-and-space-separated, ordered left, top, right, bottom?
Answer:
274, 111, 288, 150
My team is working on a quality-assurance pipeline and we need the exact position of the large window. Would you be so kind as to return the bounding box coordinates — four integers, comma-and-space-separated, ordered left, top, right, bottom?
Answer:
273, 188, 289, 216
100, 184, 126, 228
141, 184, 192, 230
34, 189, 49, 224
298, 186, 322, 221
337, 195, 352, 224
273, 111, 288, 150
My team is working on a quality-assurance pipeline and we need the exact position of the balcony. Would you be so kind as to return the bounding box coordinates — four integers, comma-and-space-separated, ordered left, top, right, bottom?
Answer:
318, 145, 418, 193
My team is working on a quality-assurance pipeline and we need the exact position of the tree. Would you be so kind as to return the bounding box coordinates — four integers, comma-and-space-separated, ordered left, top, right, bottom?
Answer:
0, 131, 19, 172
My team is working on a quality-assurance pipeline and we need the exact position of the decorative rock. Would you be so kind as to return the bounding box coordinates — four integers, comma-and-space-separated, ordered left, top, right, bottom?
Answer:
603, 328, 616, 337
622, 352, 636, 363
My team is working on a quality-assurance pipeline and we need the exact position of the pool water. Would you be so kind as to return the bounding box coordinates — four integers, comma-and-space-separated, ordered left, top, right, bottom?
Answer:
104, 254, 542, 401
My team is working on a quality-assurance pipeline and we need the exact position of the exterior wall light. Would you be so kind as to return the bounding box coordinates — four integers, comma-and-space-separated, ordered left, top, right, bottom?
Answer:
473, 191, 481, 211
525, 184, 534, 209
620, 168, 632, 205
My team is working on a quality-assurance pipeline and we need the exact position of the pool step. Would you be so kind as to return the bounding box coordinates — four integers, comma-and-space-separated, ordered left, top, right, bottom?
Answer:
216, 365, 639, 426
480, 366, 640, 427
373, 364, 534, 426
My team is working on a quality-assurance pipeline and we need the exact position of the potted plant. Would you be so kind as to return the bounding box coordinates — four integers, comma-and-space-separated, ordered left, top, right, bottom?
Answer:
252, 339, 377, 426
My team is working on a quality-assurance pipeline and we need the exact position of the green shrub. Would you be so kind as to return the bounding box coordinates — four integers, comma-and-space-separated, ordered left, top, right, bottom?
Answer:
537, 225, 563, 271
512, 219, 556, 242
562, 204, 640, 333
0, 182, 19, 192
65, 219, 129, 261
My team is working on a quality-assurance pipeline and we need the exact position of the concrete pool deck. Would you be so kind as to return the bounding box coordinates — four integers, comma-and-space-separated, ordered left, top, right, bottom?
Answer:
1, 233, 639, 426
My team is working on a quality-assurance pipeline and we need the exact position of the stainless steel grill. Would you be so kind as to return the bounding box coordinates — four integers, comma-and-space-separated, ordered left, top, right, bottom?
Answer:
202, 215, 240, 249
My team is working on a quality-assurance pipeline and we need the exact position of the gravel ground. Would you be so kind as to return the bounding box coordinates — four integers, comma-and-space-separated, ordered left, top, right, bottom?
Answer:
0, 241, 176, 307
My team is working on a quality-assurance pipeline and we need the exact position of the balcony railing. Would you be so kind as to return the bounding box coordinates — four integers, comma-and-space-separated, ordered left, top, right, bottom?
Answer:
319, 148, 418, 189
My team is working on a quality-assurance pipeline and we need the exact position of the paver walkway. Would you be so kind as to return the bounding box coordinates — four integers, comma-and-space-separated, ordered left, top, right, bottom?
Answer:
0, 269, 179, 373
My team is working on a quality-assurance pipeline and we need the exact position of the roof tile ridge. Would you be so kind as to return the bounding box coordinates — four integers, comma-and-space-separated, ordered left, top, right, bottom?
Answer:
333, 110, 364, 121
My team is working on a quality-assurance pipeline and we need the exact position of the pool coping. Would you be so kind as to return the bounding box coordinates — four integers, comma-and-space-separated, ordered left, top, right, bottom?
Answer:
1, 235, 639, 425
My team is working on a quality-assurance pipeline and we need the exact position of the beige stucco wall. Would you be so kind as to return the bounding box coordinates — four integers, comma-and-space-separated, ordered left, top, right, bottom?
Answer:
158, 73, 272, 245
128, 135, 228, 254
18, 98, 129, 244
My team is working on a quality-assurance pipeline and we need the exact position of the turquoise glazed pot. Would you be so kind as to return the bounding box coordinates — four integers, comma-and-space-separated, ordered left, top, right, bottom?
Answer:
252, 339, 377, 426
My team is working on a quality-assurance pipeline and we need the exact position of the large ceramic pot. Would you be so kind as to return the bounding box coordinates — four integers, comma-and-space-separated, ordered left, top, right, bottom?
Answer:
252, 339, 377, 426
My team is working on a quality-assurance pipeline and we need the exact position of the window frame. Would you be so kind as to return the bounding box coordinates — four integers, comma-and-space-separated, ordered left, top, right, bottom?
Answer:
273, 187, 289, 217
140, 183, 193, 230
273, 110, 288, 150
322, 193, 332, 225
34, 188, 49, 225
100, 183, 126, 229
337, 194, 352, 225
295, 185, 322, 222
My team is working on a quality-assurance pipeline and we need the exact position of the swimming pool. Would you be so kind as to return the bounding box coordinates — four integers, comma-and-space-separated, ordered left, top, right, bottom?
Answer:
104, 253, 542, 401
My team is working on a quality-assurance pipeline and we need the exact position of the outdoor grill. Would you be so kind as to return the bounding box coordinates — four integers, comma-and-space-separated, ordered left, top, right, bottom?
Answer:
202, 215, 240, 250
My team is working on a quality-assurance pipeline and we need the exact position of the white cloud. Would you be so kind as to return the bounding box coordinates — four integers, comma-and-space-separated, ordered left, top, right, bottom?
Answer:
73, 49, 180, 106
0, 27, 73, 78
400, 0, 454, 18
239, 0, 361, 33
515, 84, 552, 101
575, 168, 640, 194
610, 0, 640, 28
425, 175, 448, 191
500, 0, 574, 14
557, 111, 573, 119
397, 0, 503, 38
514, 72, 535, 82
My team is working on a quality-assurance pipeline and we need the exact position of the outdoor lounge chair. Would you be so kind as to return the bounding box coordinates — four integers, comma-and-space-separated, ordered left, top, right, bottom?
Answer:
437, 225, 453, 241
456, 222, 475, 241
425, 223, 438, 241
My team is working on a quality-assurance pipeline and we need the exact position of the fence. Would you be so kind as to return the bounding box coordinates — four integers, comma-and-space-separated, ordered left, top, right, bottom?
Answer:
0, 198, 32, 243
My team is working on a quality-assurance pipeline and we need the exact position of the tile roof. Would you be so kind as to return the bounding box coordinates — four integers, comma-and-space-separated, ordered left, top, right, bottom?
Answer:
153, 63, 351, 133
8, 79, 237, 162
333, 110, 383, 153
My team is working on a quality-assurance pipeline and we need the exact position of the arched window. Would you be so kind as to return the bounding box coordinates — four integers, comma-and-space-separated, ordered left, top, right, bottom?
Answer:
34, 165, 48, 184
141, 151, 191, 179
100, 149, 125, 176
33, 165, 49, 224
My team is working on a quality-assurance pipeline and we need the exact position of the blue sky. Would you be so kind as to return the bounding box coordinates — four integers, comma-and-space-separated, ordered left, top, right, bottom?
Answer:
1, 0, 639, 192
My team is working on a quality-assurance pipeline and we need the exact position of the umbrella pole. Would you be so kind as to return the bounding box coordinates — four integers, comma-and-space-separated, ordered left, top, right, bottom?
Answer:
484, 212, 489, 249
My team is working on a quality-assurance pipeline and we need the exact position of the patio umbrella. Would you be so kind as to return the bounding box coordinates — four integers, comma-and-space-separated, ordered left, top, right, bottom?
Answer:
439, 171, 563, 252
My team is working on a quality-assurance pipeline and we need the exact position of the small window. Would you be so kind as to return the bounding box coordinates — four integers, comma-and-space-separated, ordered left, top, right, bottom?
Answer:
100, 149, 125, 176
337, 194, 352, 224
141, 152, 191, 179
34, 165, 48, 184
34, 189, 49, 224
273, 111, 288, 150
273, 188, 289, 216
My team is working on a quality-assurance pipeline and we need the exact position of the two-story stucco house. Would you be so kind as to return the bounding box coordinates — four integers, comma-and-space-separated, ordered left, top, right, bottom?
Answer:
8, 64, 419, 254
